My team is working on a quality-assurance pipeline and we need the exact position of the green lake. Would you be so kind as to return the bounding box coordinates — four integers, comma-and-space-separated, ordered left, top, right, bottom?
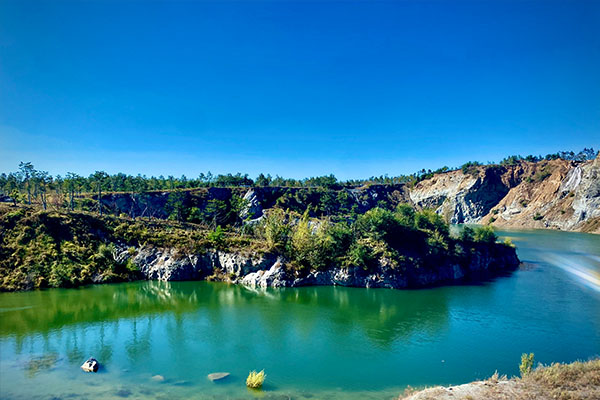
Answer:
1, 229, 599, 399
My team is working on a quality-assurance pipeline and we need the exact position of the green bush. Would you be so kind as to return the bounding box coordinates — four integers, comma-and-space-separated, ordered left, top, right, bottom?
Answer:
289, 213, 342, 271
345, 238, 377, 270
259, 209, 290, 250
395, 203, 415, 227
460, 226, 475, 242
187, 207, 203, 223
519, 199, 528, 207
474, 225, 497, 243
533, 168, 551, 182
207, 226, 226, 249
415, 209, 449, 238
355, 208, 400, 239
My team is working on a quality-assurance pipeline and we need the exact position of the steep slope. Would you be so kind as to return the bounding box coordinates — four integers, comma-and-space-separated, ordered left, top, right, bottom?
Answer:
409, 165, 511, 224
480, 156, 600, 232
411, 156, 600, 233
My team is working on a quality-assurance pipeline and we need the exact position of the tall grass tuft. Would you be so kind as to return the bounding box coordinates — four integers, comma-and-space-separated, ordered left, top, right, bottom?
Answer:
520, 353, 535, 377
246, 370, 266, 389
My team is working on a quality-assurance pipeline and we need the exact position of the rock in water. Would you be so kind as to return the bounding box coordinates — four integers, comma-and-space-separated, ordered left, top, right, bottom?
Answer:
81, 357, 99, 373
151, 375, 165, 382
207, 372, 230, 381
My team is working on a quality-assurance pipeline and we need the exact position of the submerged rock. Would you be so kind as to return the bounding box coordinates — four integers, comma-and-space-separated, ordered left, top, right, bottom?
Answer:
80, 357, 99, 373
208, 372, 230, 381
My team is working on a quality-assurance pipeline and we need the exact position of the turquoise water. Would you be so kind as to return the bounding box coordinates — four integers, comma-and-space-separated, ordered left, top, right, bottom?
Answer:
1, 229, 599, 399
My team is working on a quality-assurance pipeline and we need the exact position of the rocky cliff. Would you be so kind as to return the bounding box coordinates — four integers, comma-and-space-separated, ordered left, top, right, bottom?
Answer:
411, 156, 600, 233
116, 242, 519, 289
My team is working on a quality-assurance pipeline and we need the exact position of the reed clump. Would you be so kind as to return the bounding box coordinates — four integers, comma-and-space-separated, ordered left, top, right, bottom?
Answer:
246, 370, 266, 389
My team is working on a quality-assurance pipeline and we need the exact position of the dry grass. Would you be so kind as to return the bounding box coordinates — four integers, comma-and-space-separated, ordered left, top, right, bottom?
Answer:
400, 359, 600, 400
519, 359, 600, 399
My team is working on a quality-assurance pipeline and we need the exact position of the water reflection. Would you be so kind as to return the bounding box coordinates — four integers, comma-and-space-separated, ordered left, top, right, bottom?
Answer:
1, 281, 451, 351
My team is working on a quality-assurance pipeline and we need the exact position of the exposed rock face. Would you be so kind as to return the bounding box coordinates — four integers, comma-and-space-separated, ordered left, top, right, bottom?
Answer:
131, 247, 278, 281
240, 190, 263, 220
412, 158, 600, 233
133, 248, 208, 280
127, 243, 519, 289
410, 167, 510, 224
478, 158, 600, 233
240, 258, 288, 287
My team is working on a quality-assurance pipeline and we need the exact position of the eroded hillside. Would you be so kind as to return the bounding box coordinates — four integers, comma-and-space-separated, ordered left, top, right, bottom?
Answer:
412, 155, 600, 233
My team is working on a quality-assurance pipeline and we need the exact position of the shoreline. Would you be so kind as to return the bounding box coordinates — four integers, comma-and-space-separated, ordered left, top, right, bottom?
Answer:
401, 359, 600, 400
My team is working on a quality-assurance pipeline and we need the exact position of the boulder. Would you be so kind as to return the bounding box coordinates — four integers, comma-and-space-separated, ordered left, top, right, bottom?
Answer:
81, 357, 99, 373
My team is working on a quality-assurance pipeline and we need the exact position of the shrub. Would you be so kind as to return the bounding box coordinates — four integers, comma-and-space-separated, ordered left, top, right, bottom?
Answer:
355, 207, 399, 239
460, 226, 475, 242
187, 207, 203, 223
289, 215, 319, 270
246, 370, 265, 388
395, 203, 415, 227
207, 226, 226, 248
533, 213, 543, 221
519, 199, 528, 207
474, 225, 497, 243
289, 214, 348, 271
427, 230, 449, 252
533, 168, 551, 182
415, 209, 449, 238
259, 209, 290, 250
345, 238, 377, 270
520, 353, 535, 377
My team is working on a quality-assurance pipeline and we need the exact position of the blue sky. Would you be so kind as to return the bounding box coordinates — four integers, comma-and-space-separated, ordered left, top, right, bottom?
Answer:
1, 0, 598, 179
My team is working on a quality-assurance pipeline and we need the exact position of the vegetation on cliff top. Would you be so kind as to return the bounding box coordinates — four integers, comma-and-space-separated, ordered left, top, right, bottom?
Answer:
0, 148, 596, 203
0, 203, 510, 291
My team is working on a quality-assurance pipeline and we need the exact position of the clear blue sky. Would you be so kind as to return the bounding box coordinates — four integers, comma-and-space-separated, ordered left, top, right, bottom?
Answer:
1, 0, 598, 179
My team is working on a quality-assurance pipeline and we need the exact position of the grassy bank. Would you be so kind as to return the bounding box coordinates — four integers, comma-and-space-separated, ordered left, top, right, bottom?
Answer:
401, 359, 600, 400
